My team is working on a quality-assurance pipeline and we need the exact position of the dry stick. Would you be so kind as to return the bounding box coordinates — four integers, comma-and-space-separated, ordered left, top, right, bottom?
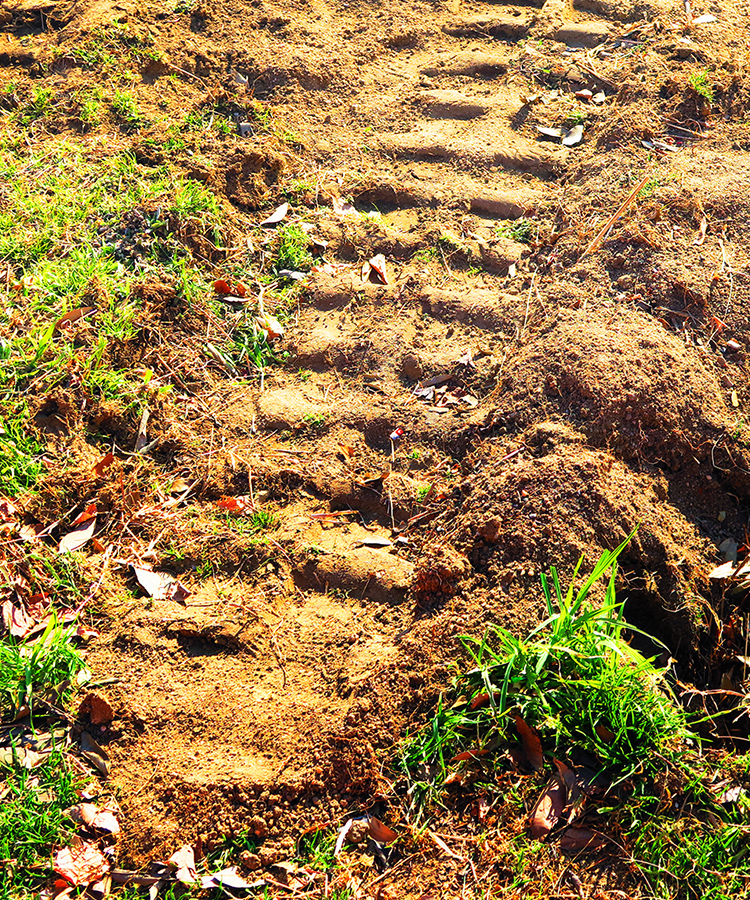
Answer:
580, 173, 651, 258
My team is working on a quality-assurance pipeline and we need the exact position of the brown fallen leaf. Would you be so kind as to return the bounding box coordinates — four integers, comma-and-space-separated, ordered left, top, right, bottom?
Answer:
515, 715, 544, 771
256, 311, 284, 342
2, 599, 34, 638
132, 565, 175, 600
59, 517, 97, 553
67, 802, 121, 835
79, 692, 114, 725
261, 202, 289, 226
560, 827, 607, 852
368, 816, 397, 844
530, 773, 566, 838
80, 732, 110, 776
169, 845, 199, 884
93, 453, 115, 477
54, 306, 96, 332
361, 253, 389, 285
217, 496, 253, 515
55, 840, 109, 886
595, 724, 616, 744
71, 503, 97, 527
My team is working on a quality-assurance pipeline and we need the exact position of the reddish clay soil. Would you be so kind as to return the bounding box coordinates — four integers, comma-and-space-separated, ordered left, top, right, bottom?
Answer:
3, 0, 750, 894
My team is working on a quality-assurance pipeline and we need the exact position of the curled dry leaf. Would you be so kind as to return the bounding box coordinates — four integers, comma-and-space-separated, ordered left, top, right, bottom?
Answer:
562, 124, 584, 147
79, 692, 114, 725
201, 867, 252, 890
54, 306, 96, 332
80, 731, 110, 777
560, 827, 607, 852
2, 599, 33, 638
261, 202, 289, 226
515, 714, 544, 771
67, 802, 121, 835
362, 253, 389, 285
169, 845, 199, 884
530, 773, 566, 838
368, 816, 397, 844
256, 311, 284, 342
132, 566, 176, 601
93, 453, 116, 477
55, 841, 109, 886
217, 496, 254, 514
59, 517, 97, 554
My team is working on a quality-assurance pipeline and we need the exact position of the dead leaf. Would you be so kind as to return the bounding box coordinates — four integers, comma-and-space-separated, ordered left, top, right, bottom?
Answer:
562, 124, 584, 147
693, 13, 717, 23
80, 732, 110, 776
67, 802, 121, 835
595, 724, 616, 744
55, 841, 109, 886
54, 306, 96, 332
2, 599, 34, 638
135, 405, 150, 453
261, 202, 289, 226
368, 817, 397, 844
357, 536, 393, 548
530, 774, 566, 838
201, 867, 252, 890
169, 846, 199, 885
515, 715, 544, 771
560, 827, 606, 852
132, 566, 174, 600
217, 496, 254, 515
71, 503, 97, 527
93, 453, 115, 477
256, 311, 284, 342
59, 517, 97, 553
79, 692, 114, 725
332, 197, 357, 217
693, 216, 708, 246
537, 126, 563, 139
362, 253, 389, 285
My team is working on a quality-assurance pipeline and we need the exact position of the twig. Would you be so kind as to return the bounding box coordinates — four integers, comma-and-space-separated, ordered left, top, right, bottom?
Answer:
580, 173, 651, 258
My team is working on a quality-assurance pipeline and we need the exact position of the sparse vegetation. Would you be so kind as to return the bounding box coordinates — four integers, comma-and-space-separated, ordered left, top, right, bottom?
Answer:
689, 69, 714, 104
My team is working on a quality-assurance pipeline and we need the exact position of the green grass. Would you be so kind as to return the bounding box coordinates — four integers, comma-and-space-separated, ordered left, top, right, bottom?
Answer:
689, 69, 714, 104
399, 533, 750, 899
111, 90, 146, 129
495, 219, 537, 245
0, 747, 80, 891
0, 415, 43, 497
275, 223, 313, 272
0, 618, 87, 719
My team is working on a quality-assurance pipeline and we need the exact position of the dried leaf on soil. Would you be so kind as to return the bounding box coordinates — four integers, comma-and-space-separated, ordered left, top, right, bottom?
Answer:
201, 867, 252, 890
368, 816, 397, 843
169, 845, 199, 884
54, 306, 96, 332
361, 253, 389, 285
80, 731, 110, 776
79, 692, 114, 725
261, 202, 289, 226
562, 125, 584, 147
93, 453, 116, 477
530, 773, 566, 838
560, 827, 606, 852
256, 311, 285, 341
217, 496, 254, 514
515, 715, 544, 770
59, 516, 97, 553
132, 566, 176, 601
67, 802, 121, 835
55, 841, 109, 886
2, 599, 34, 638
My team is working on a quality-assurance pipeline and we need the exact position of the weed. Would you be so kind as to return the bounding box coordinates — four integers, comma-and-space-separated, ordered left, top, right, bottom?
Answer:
15, 86, 53, 126
494, 219, 537, 244
111, 90, 146, 129
0, 618, 87, 718
282, 178, 316, 201
0, 416, 43, 497
402, 531, 686, 785
275, 223, 313, 272
416, 484, 431, 502
295, 828, 337, 871
0, 748, 79, 880
408, 449, 421, 460
302, 412, 326, 431
689, 69, 714, 105
412, 247, 439, 264
298, 369, 312, 382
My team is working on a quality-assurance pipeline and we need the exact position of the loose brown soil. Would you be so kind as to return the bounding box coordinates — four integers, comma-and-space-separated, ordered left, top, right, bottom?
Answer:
4, 0, 750, 894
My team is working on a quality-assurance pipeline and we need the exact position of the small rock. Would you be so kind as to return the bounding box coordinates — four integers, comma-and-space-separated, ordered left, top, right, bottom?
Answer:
616, 274, 635, 291
269, 861, 297, 884
554, 22, 611, 48
401, 353, 424, 381
240, 852, 261, 871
